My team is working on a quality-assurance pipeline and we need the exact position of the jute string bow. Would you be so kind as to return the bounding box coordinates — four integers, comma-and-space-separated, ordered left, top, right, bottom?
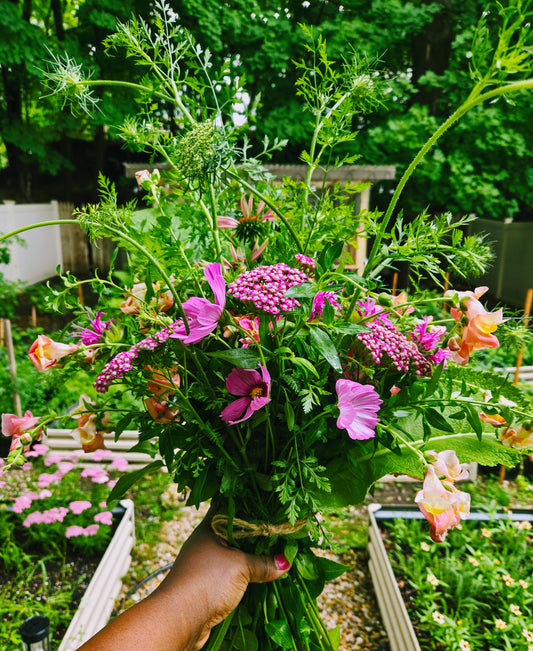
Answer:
211, 514, 307, 541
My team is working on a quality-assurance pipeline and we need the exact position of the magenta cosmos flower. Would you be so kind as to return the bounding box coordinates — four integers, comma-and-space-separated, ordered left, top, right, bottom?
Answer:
336, 379, 382, 440
221, 365, 271, 425
171, 262, 226, 344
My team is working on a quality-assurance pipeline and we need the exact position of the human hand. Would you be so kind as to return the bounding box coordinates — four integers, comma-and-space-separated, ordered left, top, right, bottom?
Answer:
77, 509, 290, 651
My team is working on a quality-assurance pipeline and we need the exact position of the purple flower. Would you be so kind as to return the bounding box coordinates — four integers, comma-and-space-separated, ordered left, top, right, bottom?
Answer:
336, 379, 382, 440
221, 365, 271, 425
71, 312, 113, 346
355, 298, 393, 326
310, 291, 342, 320
170, 263, 226, 344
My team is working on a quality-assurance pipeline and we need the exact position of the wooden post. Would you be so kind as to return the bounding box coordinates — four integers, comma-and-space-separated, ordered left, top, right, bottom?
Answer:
0, 318, 4, 347
31, 305, 37, 328
499, 287, 533, 485
5, 319, 22, 417
354, 187, 370, 275
513, 287, 533, 386
391, 272, 398, 296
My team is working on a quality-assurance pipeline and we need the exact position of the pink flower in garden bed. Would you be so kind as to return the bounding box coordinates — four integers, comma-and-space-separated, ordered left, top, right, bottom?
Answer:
94, 511, 113, 525
65, 524, 100, 538
69, 500, 92, 514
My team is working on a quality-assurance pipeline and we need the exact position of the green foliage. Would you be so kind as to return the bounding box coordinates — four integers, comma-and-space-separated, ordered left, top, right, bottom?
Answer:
384, 511, 533, 650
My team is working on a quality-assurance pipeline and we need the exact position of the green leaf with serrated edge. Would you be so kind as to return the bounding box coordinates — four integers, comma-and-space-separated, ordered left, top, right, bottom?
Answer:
108, 460, 164, 502
207, 348, 262, 367
309, 327, 342, 372
265, 621, 294, 649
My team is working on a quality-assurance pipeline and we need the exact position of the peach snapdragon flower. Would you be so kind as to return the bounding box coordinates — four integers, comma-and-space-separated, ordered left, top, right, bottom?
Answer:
446, 286, 505, 365
28, 335, 78, 372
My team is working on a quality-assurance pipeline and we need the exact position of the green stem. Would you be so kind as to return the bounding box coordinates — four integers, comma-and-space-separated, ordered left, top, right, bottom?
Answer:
364, 78, 533, 275
80, 79, 175, 105
0, 219, 78, 242
295, 574, 336, 651
102, 223, 189, 334
271, 581, 300, 651
225, 168, 303, 252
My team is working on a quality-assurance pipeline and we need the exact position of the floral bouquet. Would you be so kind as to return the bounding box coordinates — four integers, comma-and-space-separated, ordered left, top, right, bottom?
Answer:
2, 1, 533, 648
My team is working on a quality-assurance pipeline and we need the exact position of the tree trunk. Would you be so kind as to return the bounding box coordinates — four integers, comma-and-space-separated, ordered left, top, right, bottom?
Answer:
410, 0, 454, 115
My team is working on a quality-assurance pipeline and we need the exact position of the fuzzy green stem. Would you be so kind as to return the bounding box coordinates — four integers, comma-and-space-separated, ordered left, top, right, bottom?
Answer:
364, 78, 533, 275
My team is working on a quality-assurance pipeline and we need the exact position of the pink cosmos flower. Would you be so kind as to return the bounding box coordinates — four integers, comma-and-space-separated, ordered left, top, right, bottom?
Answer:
69, 500, 92, 514
335, 379, 382, 440
310, 291, 342, 320
221, 365, 271, 425
427, 450, 469, 482
94, 511, 113, 525
415, 466, 470, 542
2, 411, 42, 453
28, 335, 78, 372
170, 263, 226, 345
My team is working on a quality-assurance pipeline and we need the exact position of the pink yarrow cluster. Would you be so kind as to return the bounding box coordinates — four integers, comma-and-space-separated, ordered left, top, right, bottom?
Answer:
228, 263, 310, 314
357, 319, 447, 377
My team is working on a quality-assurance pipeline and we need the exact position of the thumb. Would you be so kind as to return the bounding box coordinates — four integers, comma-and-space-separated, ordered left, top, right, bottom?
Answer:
246, 552, 291, 584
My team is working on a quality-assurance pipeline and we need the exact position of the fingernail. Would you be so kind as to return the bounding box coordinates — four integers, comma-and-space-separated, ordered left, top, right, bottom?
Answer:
275, 553, 290, 570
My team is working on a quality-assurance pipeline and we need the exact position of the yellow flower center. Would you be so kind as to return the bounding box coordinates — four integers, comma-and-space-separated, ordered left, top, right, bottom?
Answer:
250, 387, 263, 398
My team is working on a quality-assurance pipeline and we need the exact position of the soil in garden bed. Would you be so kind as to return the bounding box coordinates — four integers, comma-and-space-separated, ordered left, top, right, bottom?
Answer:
1, 553, 101, 645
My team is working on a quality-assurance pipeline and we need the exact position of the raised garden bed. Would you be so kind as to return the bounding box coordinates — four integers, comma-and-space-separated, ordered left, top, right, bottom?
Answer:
368, 504, 533, 651
58, 498, 135, 650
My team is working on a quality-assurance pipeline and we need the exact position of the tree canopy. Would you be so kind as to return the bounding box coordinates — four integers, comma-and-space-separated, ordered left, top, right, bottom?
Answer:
0, 0, 531, 220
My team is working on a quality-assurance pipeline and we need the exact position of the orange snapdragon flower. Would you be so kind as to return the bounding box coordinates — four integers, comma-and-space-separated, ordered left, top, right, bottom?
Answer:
446, 287, 505, 365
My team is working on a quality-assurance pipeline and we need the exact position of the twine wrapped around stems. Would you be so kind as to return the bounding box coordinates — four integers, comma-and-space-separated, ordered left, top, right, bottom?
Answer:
211, 514, 308, 541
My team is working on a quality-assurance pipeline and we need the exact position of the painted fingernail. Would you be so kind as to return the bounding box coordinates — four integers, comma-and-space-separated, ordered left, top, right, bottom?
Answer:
275, 554, 290, 570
